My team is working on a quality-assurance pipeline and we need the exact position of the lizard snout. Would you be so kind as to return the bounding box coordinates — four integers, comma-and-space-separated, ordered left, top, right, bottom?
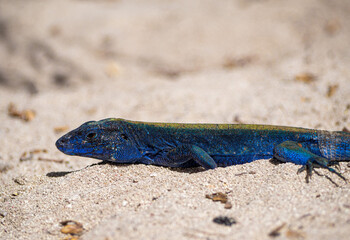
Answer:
56, 135, 69, 152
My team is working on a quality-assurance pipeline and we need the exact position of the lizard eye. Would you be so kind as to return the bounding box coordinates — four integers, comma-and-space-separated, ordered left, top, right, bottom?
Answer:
86, 132, 97, 140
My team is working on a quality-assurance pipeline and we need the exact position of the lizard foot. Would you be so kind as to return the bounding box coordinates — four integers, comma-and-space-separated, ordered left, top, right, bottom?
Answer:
274, 141, 347, 183
297, 157, 346, 183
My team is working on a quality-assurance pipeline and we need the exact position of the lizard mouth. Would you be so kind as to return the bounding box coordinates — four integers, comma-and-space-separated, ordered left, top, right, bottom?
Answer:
56, 135, 98, 156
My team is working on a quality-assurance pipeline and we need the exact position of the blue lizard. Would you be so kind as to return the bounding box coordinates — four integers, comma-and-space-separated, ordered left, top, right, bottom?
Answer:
56, 118, 350, 181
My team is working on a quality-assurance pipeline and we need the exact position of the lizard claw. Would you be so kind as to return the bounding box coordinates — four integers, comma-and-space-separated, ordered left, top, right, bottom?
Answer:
297, 165, 305, 175
297, 163, 313, 183
323, 165, 347, 182
332, 162, 341, 172
314, 158, 347, 182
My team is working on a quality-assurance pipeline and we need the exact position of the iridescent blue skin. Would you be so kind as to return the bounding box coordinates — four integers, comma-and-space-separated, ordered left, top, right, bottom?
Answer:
56, 118, 350, 181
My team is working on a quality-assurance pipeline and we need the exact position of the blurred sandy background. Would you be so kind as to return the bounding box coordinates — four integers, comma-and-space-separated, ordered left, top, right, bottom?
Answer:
1, 0, 350, 239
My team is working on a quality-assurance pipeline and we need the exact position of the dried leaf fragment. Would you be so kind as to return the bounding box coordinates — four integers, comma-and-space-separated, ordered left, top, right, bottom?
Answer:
63, 235, 80, 240
8, 103, 22, 118
85, 107, 97, 115
294, 73, 316, 84
31, 149, 48, 154
23, 109, 36, 121
8, 103, 36, 122
300, 97, 310, 102
20, 152, 33, 161
324, 19, 341, 36
0, 162, 12, 173
20, 149, 48, 162
327, 84, 339, 98
205, 192, 228, 203
154, 65, 182, 79
223, 56, 255, 69
105, 61, 122, 78
38, 157, 65, 163
54, 126, 69, 134
342, 127, 350, 133
285, 228, 305, 239
60, 220, 83, 235
269, 223, 286, 237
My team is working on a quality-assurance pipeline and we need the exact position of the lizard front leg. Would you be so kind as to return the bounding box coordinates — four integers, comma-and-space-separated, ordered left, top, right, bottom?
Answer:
273, 141, 345, 182
157, 144, 217, 169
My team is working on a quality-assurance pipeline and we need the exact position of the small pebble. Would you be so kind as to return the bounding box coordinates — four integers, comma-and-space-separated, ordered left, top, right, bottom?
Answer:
13, 176, 27, 185
0, 210, 7, 217
213, 216, 236, 226
224, 201, 233, 209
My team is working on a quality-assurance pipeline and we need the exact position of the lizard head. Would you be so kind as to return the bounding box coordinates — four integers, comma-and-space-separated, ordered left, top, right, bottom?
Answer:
56, 118, 142, 163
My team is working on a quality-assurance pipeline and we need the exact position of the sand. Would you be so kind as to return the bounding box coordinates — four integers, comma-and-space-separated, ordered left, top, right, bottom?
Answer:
1, 0, 350, 239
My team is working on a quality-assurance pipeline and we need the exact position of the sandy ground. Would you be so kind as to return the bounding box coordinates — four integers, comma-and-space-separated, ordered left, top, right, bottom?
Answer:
1, 0, 350, 239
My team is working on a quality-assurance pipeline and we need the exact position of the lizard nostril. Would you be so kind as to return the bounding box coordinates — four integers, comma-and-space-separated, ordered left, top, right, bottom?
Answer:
56, 137, 67, 148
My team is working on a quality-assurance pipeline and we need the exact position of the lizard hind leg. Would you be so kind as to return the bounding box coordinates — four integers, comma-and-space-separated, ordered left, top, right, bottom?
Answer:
273, 141, 346, 182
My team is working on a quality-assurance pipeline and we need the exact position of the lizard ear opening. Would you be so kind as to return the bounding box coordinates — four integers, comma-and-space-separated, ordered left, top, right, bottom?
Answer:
121, 133, 128, 140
